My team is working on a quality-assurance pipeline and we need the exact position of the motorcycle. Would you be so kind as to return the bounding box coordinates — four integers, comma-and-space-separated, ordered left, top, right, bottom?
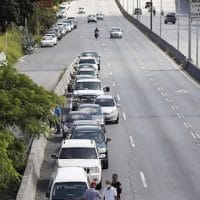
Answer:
95, 30, 99, 39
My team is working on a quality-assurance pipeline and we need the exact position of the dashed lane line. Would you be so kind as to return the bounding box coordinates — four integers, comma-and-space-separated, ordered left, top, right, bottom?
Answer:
129, 136, 135, 148
117, 94, 120, 101
139, 171, 148, 188
122, 112, 127, 120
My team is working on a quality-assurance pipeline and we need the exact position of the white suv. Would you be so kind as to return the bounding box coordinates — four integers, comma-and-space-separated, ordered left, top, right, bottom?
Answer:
52, 139, 102, 189
46, 167, 89, 200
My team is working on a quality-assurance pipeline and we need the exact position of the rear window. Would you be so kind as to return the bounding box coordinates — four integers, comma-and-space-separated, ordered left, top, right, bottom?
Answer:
79, 59, 95, 64
59, 147, 97, 159
66, 113, 92, 123
52, 182, 87, 200
95, 98, 115, 107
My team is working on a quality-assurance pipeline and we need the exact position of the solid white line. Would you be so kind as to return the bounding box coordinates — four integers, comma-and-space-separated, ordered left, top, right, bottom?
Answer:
191, 132, 197, 139
129, 136, 135, 148
184, 122, 189, 128
117, 94, 120, 101
122, 112, 127, 120
139, 171, 148, 188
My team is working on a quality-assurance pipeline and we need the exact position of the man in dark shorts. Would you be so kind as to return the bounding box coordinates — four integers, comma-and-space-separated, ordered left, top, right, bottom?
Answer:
111, 174, 122, 200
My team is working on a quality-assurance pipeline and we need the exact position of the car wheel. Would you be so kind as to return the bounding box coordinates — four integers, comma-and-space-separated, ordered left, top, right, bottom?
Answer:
96, 180, 102, 190
173, 21, 175, 24
164, 21, 167, 24
114, 115, 119, 124
102, 159, 108, 169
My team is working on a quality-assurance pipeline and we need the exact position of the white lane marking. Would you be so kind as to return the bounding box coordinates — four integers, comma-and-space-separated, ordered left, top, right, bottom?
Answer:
18, 55, 27, 62
177, 89, 189, 94
147, 73, 152, 77
139, 62, 143, 66
153, 82, 158, 86
150, 78, 153, 81
110, 71, 113, 75
166, 98, 170, 103
180, 113, 185, 118
191, 132, 197, 139
122, 112, 127, 120
157, 87, 161, 91
117, 94, 120, 101
164, 92, 168, 96
161, 92, 166, 96
107, 62, 111, 66
139, 171, 148, 188
187, 122, 192, 128
129, 136, 135, 147
195, 132, 200, 139
112, 82, 116, 87
160, 87, 164, 91
174, 105, 179, 110
184, 122, 189, 128
171, 105, 176, 110
177, 113, 182, 119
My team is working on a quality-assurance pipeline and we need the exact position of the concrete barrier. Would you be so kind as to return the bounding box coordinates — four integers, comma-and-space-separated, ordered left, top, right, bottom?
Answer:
16, 58, 76, 200
115, 0, 200, 82
0, 51, 6, 65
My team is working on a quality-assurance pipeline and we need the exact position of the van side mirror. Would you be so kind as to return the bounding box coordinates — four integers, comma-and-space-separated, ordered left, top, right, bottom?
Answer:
103, 86, 110, 92
46, 192, 50, 198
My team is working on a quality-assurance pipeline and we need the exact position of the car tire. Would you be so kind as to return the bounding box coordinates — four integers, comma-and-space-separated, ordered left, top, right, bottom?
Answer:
115, 116, 119, 124
96, 179, 102, 190
164, 21, 167, 24
173, 21, 175, 24
103, 159, 109, 169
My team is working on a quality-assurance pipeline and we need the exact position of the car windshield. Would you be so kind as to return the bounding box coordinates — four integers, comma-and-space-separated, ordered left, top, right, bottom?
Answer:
72, 131, 104, 144
52, 182, 87, 200
79, 59, 95, 64
43, 36, 52, 40
81, 52, 98, 57
79, 107, 102, 115
66, 113, 92, 123
112, 28, 120, 32
79, 65, 94, 69
78, 70, 95, 76
95, 98, 115, 107
75, 82, 101, 90
59, 147, 97, 159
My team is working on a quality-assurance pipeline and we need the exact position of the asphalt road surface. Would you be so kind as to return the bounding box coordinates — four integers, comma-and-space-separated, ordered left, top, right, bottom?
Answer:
33, 0, 200, 199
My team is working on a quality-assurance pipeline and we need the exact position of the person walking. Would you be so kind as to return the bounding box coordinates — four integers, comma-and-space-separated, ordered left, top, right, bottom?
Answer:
54, 106, 61, 134
83, 182, 101, 200
102, 180, 117, 200
111, 174, 122, 200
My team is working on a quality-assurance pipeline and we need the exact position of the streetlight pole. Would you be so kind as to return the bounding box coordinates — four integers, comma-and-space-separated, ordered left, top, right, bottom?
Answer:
177, 0, 180, 51
159, 0, 163, 37
127, 0, 129, 13
133, 0, 134, 17
196, 19, 199, 67
150, 0, 153, 31
188, 1, 192, 61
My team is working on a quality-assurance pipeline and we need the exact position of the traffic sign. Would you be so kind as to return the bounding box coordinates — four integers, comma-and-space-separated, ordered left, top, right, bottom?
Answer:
190, 0, 200, 18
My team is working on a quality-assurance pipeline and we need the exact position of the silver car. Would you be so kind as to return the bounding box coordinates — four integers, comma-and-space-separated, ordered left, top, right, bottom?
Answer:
110, 28, 123, 39
95, 95, 119, 124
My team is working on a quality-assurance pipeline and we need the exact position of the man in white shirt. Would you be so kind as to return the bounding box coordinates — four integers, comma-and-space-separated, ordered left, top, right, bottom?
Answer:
102, 180, 117, 200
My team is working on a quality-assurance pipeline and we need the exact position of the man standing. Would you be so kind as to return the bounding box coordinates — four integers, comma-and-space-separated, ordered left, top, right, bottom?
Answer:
111, 174, 122, 200
102, 180, 117, 200
83, 182, 101, 200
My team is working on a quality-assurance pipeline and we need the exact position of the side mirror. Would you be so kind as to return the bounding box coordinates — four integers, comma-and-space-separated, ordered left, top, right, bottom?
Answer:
51, 154, 58, 159
103, 86, 110, 92
106, 138, 111, 143
46, 192, 50, 198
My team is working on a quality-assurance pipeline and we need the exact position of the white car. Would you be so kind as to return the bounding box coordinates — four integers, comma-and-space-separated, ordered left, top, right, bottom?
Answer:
46, 167, 89, 200
44, 34, 57, 45
41, 35, 55, 47
78, 7, 86, 14
95, 95, 119, 124
78, 56, 98, 72
87, 15, 97, 23
78, 68, 98, 78
96, 13, 104, 20
56, 9, 67, 18
52, 139, 102, 189
110, 27, 123, 38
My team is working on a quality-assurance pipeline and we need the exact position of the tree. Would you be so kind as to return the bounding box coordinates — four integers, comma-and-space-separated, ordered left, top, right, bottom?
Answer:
0, 64, 64, 188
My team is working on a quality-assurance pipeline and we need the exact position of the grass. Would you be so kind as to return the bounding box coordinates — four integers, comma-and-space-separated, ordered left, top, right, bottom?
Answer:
0, 27, 23, 65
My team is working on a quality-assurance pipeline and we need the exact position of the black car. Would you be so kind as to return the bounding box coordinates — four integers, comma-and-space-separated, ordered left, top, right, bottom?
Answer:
164, 13, 176, 24
69, 124, 110, 169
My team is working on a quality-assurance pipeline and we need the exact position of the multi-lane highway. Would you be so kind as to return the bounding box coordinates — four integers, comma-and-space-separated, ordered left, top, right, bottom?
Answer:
16, 0, 200, 199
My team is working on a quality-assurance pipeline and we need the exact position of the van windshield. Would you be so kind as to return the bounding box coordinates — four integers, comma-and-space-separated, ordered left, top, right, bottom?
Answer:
52, 182, 87, 200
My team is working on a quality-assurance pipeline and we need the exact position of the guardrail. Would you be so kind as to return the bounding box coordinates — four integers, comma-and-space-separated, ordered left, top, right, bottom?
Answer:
115, 0, 200, 82
16, 59, 76, 200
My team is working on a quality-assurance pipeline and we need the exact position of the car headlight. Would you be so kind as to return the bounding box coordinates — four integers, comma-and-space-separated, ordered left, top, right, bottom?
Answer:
90, 166, 100, 173
99, 153, 106, 158
98, 147, 106, 154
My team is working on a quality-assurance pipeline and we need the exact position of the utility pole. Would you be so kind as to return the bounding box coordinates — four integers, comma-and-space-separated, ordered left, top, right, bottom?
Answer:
133, 0, 134, 16
159, 0, 163, 37
188, 1, 192, 61
196, 19, 199, 67
150, 0, 153, 31
177, 0, 180, 51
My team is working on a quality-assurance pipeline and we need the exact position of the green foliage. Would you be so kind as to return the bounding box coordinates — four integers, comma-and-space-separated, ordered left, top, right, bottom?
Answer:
0, 63, 64, 189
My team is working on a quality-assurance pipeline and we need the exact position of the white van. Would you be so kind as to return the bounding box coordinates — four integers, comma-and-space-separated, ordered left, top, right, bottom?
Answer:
46, 167, 89, 200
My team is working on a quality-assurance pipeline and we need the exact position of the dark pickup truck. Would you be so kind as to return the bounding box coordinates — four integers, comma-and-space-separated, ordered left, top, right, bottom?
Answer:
164, 13, 176, 24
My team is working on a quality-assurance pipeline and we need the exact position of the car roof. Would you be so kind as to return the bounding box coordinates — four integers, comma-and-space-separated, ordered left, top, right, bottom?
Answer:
79, 68, 95, 72
76, 78, 101, 83
76, 75, 95, 79
96, 94, 113, 99
79, 104, 101, 108
73, 120, 100, 125
79, 56, 96, 60
54, 167, 88, 183
61, 139, 96, 148
74, 125, 101, 131
68, 111, 90, 115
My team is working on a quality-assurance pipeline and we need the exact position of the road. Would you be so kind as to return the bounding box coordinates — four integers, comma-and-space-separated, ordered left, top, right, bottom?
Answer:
32, 0, 200, 199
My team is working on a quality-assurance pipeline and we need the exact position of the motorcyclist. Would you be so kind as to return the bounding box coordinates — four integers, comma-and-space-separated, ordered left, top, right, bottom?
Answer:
95, 27, 99, 38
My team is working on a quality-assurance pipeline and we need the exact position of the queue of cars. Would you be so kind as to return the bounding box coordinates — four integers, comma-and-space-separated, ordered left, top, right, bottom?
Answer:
46, 51, 120, 199
41, 2, 78, 47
